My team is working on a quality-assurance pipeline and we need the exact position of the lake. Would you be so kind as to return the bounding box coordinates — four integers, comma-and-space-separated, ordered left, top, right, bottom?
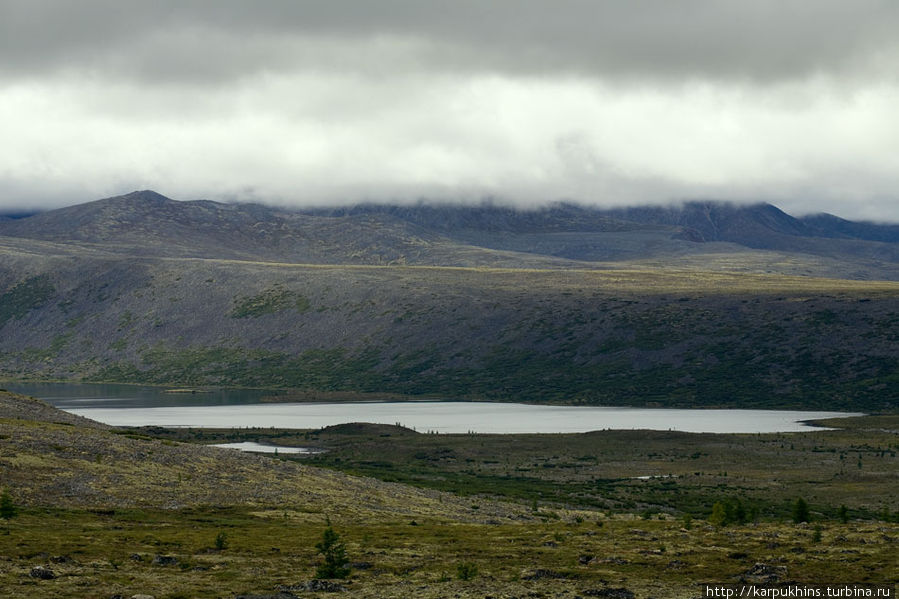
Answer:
2, 382, 860, 434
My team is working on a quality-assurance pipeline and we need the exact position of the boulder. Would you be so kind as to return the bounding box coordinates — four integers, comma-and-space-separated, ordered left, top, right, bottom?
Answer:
151, 555, 178, 566
29, 566, 56, 580
583, 588, 636, 599
277, 580, 347, 593
742, 562, 788, 584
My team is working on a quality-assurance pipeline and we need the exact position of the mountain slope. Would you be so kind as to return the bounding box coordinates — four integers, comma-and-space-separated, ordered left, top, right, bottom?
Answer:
800, 212, 899, 243
600, 202, 899, 265
0, 191, 897, 411
307, 201, 666, 234
0, 252, 896, 410
303, 200, 899, 278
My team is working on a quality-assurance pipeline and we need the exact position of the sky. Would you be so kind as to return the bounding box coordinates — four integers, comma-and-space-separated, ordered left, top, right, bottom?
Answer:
1, 1, 898, 221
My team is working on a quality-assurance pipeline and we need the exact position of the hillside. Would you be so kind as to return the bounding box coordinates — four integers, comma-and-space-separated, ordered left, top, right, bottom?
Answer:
0, 389, 518, 521
0, 191, 897, 411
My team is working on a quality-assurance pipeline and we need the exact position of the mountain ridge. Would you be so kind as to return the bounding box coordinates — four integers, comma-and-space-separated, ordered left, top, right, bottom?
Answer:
0, 191, 594, 268
2, 191, 898, 278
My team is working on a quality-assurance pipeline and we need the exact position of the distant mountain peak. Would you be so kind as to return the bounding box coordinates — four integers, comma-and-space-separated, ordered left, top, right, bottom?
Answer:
109, 190, 173, 204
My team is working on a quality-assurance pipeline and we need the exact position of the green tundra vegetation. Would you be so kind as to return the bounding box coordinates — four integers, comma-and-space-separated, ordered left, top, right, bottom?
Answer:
1, 391, 895, 598
5, 504, 896, 599
229, 285, 311, 318
0, 275, 56, 328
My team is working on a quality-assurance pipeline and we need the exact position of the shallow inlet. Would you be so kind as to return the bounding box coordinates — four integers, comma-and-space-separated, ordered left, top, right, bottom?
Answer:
209, 441, 321, 454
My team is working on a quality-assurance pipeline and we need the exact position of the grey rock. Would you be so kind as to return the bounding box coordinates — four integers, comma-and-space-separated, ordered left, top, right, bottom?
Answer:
742, 562, 788, 584
583, 588, 635, 599
29, 566, 56, 580
151, 555, 178, 566
522, 568, 571, 580
278, 580, 347, 593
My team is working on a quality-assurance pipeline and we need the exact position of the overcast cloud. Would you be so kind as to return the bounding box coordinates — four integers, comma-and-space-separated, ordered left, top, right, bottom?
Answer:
1, 0, 898, 220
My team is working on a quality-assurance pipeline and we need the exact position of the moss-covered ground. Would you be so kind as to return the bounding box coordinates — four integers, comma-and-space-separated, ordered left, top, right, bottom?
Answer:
1, 506, 896, 598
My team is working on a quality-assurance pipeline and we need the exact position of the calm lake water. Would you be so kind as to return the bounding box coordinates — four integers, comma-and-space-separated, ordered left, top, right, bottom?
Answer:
3, 382, 860, 434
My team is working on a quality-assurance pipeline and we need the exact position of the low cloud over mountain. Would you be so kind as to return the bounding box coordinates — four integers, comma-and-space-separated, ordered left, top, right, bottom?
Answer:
1, 2, 898, 220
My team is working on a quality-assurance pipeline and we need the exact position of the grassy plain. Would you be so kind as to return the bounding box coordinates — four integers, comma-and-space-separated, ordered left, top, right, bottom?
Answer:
2, 505, 896, 599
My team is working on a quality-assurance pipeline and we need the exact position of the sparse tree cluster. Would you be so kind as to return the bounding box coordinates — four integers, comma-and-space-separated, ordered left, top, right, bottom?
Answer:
708, 498, 753, 527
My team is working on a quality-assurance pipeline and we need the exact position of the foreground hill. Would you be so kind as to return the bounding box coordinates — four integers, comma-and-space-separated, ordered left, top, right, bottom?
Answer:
0, 191, 897, 411
0, 389, 517, 522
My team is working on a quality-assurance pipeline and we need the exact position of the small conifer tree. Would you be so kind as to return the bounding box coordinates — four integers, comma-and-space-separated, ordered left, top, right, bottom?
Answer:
837, 505, 849, 524
0, 489, 16, 532
214, 531, 229, 550
457, 561, 478, 580
315, 518, 350, 579
792, 497, 810, 524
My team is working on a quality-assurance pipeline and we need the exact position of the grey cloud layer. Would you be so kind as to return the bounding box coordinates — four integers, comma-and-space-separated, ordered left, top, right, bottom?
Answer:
3, 0, 898, 83
1, 0, 898, 220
